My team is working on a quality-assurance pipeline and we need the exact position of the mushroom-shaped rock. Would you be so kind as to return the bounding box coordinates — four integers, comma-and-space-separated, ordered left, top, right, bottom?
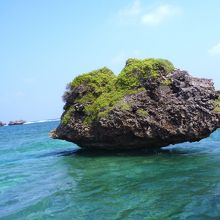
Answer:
51, 58, 220, 150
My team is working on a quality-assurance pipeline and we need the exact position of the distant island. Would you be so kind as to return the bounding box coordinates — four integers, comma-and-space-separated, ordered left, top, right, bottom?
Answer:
0, 120, 26, 126
51, 58, 220, 150
0, 121, 6, 126
8, 120, 26, 126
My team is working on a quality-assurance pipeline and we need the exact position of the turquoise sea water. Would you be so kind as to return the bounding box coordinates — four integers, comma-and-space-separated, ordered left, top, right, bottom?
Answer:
0, 121, 220, 220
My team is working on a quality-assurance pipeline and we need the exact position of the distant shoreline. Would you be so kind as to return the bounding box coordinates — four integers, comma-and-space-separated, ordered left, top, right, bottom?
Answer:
0, 119, 60, 127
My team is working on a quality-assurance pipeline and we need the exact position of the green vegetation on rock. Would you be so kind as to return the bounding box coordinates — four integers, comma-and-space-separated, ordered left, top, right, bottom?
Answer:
116, 58, 174, 90
62, 106, 75, 125
61, 58, 175, 125
136, 109, 149, 117
213, 95, 220, 113
116, 100, 132, 111
161, 79, 172, 86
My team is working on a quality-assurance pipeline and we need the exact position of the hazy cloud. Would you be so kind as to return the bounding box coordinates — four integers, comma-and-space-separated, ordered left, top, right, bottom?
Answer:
118, 0, 141, 24
118, 1, 181, 26
208, 43, 220, 56
119, 0, 141, 17
141, 5, 181, 26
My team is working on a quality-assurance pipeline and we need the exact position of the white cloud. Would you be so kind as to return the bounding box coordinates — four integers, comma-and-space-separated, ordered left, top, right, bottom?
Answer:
117, 1, 181, 26
118, 0, 141, 24
119, 0, 141, 17
141, 5, 181, 26
208, 43, 220, 56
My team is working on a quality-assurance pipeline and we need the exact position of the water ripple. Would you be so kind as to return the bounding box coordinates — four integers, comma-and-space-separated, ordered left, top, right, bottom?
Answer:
0, 122, 220, 219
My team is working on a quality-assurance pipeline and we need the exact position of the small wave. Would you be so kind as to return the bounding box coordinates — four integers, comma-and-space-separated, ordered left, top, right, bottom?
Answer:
24, 119, 60, 124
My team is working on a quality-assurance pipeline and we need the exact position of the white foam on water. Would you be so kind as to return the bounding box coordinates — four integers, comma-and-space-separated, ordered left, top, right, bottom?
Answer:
24, 119, 60, 124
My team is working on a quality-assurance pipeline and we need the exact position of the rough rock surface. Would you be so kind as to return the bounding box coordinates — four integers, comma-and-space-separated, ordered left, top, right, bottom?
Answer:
8, 120, 26, 126
51, 58, 220, 150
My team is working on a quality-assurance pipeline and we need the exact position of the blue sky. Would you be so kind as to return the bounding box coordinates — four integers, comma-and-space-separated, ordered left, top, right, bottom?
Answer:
1, 0, 220, 122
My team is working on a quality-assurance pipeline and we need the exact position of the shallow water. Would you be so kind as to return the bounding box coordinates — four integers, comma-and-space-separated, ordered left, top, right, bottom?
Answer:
0, 121, 220, 219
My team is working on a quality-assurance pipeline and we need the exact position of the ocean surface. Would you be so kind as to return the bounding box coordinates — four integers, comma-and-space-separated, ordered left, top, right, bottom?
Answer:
0, 121, 220, 220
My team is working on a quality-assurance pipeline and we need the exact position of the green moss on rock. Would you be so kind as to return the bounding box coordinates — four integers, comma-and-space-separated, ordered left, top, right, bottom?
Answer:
62, 106, 75, 125
71, 67, 115, 91
61, 58, 175, 125
136, 109, 148, 117
213, 95, 220, 113
117, 100, 132, 111
116, 58, 174, 89
161, 79, 172, 86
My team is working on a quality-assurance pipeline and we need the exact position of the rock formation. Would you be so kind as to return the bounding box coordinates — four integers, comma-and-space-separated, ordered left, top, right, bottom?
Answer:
0, 121, 6, 126
51, 58, 220, 150
8, 120, 26, 126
